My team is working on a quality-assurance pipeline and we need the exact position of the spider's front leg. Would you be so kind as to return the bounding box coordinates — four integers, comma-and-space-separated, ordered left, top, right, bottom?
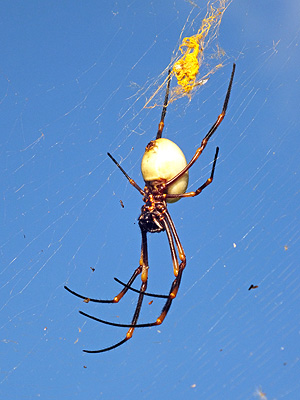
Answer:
79, 212, 187, 338
122, 229, 149, 342
80, 228, 150, 353
153, 210, 186, 325
64, 265, 143, 304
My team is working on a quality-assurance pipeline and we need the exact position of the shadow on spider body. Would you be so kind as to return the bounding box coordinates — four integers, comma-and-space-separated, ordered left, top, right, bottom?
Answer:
64, 63, 236, 353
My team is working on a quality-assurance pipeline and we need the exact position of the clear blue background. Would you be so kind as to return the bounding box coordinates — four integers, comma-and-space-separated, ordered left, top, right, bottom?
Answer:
1, 1, 299, 399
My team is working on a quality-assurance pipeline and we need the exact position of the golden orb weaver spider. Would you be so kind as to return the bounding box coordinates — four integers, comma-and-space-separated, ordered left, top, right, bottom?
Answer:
65, 63, 236, 353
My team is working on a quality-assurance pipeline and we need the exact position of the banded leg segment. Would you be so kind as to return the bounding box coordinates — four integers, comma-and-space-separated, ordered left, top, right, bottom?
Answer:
156, 69, 172, 140
64, 265, 143, 304
165, 146, 219, 200
81, 228, 150, 353
165, 64, 235, 189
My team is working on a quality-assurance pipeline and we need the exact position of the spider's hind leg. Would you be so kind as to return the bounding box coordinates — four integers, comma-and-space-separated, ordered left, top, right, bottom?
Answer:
156, 69, 172, 140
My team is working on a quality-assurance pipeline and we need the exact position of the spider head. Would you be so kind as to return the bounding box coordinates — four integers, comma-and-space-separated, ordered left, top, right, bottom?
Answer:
138, 209, 165, 233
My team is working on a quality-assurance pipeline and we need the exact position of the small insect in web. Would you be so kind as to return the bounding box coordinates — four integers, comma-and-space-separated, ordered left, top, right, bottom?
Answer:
64, 63, 236, 353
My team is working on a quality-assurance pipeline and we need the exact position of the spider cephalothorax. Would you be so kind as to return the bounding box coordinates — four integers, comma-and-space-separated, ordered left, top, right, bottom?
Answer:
65, 64, 236, 353
138, 188, 166, 234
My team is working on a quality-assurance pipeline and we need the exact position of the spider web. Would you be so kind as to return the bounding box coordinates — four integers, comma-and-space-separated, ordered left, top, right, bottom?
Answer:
1, 1, 300, 399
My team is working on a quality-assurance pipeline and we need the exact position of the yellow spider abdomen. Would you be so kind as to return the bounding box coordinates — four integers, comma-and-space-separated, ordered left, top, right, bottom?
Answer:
141, 138, 189, 203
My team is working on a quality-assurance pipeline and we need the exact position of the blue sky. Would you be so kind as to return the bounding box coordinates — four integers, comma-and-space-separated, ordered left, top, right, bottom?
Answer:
1, 1, 300, 399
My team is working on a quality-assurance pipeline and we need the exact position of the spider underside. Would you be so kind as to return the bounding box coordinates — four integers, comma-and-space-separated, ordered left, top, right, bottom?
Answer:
64, 63, 236, 353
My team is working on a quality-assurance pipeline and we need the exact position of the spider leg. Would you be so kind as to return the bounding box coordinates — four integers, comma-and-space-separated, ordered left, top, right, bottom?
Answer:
155, 268, 184, 325
164, 210, 185, 277
107, 71, 172, 189
81, 278, 148, 353
153, 212, 186, 324
134, 211, 185, 325
81, 228, 150, 353
107, 152, 145, 195
80, 211, 186, 329
114, 277, 169, 299
165, 146, 219, 200
165, 63, 235, 189
163, 211, 180, 277
64, 265, 143, 304
131, 214, 186, 326
156, 69, 171, 140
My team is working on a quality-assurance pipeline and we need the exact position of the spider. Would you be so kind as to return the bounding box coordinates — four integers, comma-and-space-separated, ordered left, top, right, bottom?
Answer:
65, 63, 236, 353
